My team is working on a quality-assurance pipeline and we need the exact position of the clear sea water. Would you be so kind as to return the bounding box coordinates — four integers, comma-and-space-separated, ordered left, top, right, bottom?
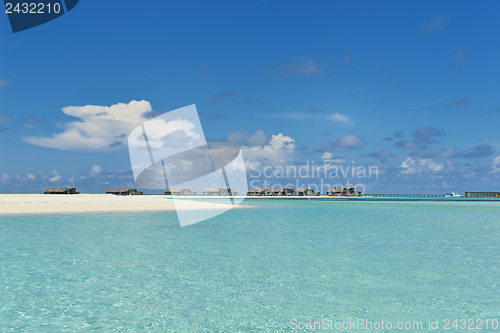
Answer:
1, 199, 500, 332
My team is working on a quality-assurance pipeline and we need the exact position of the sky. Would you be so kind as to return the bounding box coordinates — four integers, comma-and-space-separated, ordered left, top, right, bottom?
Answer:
1, 1, 500, 194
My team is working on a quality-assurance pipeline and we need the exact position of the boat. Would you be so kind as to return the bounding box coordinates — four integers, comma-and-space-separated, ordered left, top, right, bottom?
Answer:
445, 192, 463, 197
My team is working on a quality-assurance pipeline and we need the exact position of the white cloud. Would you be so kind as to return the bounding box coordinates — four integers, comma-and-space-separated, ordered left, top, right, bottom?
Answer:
490, 155, 500, 174
23, 100, 154, 151
26, 173, 36, 180
89, 165, 103, 177
2, 173, 10, 182
419, 158, 444, 173
242, 133, 296, 168
316, 133, 366, 152
246, 129, 271, 147
329, 113, 354, 126
399, 157, 444, 175
269, 133, 295, 151
142, 118, 201, 150
321, 152, 345, 164
227, 129, 270, 147
49, 170, 61, 183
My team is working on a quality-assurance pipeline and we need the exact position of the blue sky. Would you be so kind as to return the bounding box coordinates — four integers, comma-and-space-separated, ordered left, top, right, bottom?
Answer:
1, 1, 500, 194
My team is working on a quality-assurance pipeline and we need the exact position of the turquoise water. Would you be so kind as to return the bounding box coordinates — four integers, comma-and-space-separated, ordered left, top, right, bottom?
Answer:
1, 200, 500, 332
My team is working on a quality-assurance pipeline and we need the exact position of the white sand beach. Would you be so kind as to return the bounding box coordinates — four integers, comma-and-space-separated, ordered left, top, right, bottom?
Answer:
0, 194, 245, 215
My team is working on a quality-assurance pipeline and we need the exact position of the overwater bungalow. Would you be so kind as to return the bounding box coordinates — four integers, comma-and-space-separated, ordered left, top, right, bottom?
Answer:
294, 188, 308, 196
246, 188, 265, 196
165, 187, 197, 196
202, 187, 236, 196
326, 186, 343, 196
342, 184, 361, 196
268, 186, 296, 196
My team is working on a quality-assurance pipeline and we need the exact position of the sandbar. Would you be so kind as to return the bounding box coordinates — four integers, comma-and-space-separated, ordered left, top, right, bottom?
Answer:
0, 194, 246, 215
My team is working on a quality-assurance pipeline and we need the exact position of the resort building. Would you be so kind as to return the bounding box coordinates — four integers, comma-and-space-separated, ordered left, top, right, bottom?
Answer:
165, 188, 197, 196
202, 187, 237, 196
246, 188, 265, 196
105, 187, 143, 195
44, 186, 79, 194
326, 185, 361, 197
326, 185, 361, 196
265, 187, 274, 196
294, 188, 308, 196
245, 185, 362, 197
464, 192, 500, 198
342, 185, 361, 196
326, 186, 343, 196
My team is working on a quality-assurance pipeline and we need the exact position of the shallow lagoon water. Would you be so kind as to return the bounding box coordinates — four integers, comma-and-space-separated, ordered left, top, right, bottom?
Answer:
1, 199, 500, 331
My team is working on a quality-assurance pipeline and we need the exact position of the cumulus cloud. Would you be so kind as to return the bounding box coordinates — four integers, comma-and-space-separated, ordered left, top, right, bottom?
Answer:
89, 165, 103, 177
462, 144, 496, 159
315, 133, 366, 152
491, 155, 500, 174
246, 130, 272, 147
23, 100, 155, 151
241, 133, 296, 169
227, 129, 271, 147
2, 173, 10, 182
420, 16, 452, 33
437, 146, 459, 158
399, 157, 444, 175
49, 170, 61, 183
26, 173, 36, 180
